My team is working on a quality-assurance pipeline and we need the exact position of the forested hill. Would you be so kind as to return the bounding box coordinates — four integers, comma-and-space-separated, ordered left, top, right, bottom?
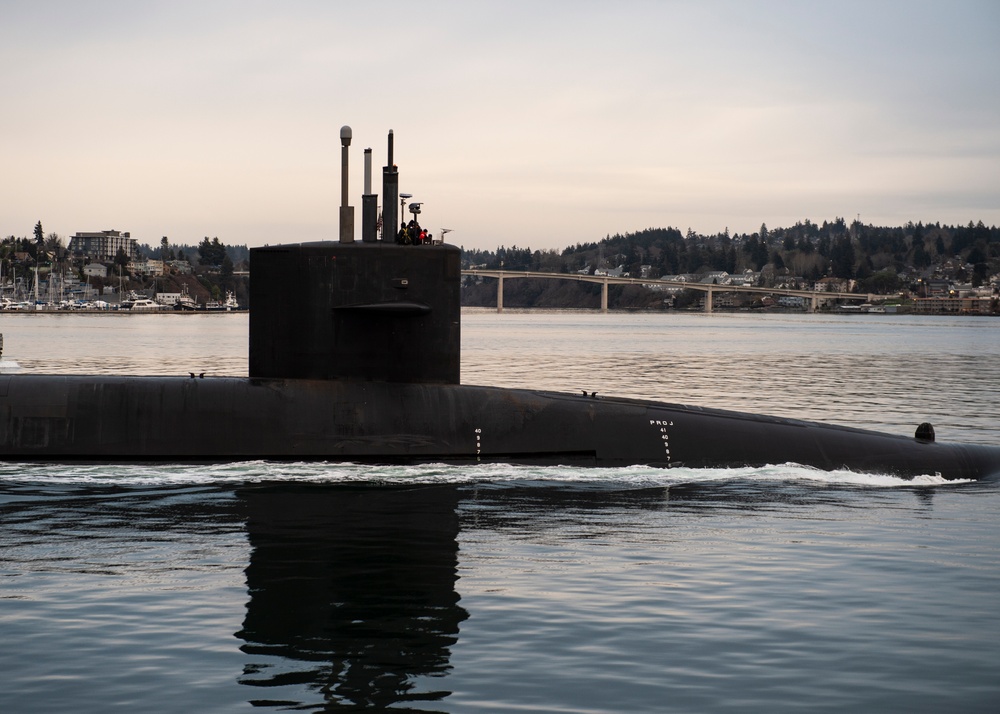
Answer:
460, 218, 999, 309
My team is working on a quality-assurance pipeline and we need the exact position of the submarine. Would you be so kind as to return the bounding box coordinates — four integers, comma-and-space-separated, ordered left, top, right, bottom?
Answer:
2, 128, 1000, 481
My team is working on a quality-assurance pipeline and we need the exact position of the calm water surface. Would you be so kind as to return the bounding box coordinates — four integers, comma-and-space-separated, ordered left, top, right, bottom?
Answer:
1, 310, 999, 712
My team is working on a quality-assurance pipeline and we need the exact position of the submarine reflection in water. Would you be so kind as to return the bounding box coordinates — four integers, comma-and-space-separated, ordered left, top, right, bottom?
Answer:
235, 485, 467, 711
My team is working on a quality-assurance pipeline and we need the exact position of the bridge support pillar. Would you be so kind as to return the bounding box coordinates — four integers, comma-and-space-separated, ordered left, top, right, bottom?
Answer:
601, 278, 608, 312
497, 274, 504, 313
810, 295, 818, 313
705, 287, 713, 313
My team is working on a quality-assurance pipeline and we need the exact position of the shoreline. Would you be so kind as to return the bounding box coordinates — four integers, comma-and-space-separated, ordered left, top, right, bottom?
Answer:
3, 306, 996, 317
0, 308, 246, 315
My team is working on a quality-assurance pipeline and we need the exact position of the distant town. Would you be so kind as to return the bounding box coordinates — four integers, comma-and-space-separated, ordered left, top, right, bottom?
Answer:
2, 217, 998, 313
1, 225, 248, 311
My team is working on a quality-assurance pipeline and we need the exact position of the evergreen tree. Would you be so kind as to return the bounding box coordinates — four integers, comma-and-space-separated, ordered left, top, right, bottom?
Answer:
972, 262, 989, 287
725, 246, 737, 273
198, 237, 227, 267
830, 236, 855, 278
114, 247, 130, 272
753, 240, 768, 270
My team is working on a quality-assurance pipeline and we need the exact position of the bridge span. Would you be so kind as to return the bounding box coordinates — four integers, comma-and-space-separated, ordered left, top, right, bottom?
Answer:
462, 269, 879, 313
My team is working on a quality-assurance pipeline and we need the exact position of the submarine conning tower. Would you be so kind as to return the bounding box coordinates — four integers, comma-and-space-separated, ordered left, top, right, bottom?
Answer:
249, 129, 461, 385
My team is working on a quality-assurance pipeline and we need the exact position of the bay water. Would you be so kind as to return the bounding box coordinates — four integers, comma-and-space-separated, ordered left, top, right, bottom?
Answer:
1, 310, 998, 712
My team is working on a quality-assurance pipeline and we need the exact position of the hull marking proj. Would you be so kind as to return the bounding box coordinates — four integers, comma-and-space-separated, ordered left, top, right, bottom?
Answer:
650, 419, 674, 465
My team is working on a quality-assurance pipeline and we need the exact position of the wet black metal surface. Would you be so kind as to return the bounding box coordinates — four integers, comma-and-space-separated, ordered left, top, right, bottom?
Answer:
249, 242, 460, 384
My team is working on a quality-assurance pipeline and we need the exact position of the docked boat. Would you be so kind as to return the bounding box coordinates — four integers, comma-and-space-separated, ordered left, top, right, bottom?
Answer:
120, 291, 164, 311
203, 291, 239, 311
0, 300, 34, 311
130, 298, 164, 311
173, 284, 199, 311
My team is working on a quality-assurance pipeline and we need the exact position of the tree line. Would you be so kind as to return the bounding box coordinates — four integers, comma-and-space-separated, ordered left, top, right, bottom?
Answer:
459, 218, 999, 309
7, 216, 997, 310
462, 219, 998, 290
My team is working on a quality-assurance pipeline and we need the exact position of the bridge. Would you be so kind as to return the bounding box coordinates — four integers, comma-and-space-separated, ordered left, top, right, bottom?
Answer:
462, 269, 879, 313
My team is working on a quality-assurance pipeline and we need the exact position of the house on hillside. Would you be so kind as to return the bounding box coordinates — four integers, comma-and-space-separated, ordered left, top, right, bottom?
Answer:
83, 263, 108, 279
813, 277, 850, 292
700, 271, 730, 285
594, 266, 626, 278
729, 270, 759, 287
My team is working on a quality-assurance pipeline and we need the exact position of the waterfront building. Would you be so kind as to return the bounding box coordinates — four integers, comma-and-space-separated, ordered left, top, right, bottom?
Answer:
778, 295, 806, 308
911, 296, 995, 315
68, 230, 137, 262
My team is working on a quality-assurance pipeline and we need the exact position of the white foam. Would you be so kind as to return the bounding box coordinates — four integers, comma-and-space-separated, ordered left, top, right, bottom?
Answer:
0, 460, 971, 488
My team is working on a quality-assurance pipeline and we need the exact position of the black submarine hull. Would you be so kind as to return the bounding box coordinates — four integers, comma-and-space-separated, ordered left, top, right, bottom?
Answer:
3, 374, 999, 479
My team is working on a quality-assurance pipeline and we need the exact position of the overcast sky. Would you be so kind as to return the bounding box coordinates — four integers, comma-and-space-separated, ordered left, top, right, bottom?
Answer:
2, 0, 998, 251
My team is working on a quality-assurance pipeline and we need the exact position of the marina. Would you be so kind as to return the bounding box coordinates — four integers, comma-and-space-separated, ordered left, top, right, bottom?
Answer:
0, 290, 242, 313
